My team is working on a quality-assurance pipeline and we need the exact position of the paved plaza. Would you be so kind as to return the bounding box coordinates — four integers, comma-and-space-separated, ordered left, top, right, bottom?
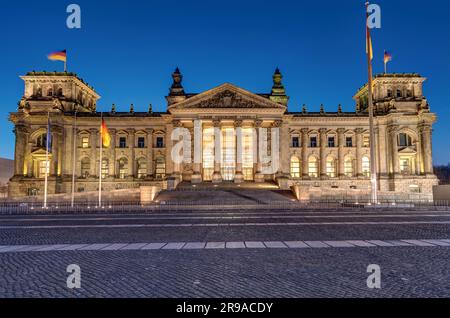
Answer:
0, 207, 449, 298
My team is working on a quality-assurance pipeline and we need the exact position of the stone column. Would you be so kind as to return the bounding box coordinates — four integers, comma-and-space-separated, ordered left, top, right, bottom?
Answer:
146, 128, 153, 178
377, 125, 388, 177
171, 121, 182, 177
165, 123, 174, 177
301, 128, 309, 179
89, 128, 97, 177
109, 129, 116, 177
191, 119, 202, 183
420, 124, 433, 175
388, 125, 400, 175
278, 120, 289, 176
63, 125, 73, 177
13, 124, 29, 176
337, 128, 345, 177
212, 120, 222, 183
319, 128, 327, 178
26, 140, 33, 177
51, 126, 61, 176
129, 129, 136, 178
234, 120, 244, 183
355, 128, 364, 177
56, 126, 63, 176
254, 120, 264, 183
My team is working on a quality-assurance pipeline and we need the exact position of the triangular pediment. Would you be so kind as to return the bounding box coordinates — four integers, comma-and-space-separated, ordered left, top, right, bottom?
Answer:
168, 83, 286, 111
398, 146, 417, 154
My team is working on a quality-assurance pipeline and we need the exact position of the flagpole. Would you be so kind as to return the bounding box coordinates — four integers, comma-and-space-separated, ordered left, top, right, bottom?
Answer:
366, 2, 378, 204
71, 110, 77, 208
384, 50, 387, 74
43, 112, 50, 209
98, 113, 103, 208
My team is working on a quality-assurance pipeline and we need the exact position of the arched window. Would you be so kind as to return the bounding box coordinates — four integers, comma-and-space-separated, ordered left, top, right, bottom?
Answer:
387, 89, 393, 98
118, 158, 128, 179
57, 87, 63, 96
101, 159, 109, 179
396, 89, 402, 98
326, 157, 336, 178
344, 157, 354, 177
398, 133, 413, 147
290, 156, 301, 178
362, 156, 370, 177
80, 158, 90, 178
137, 158, 147, 179
36, 87, 42, 97
155, 156, 166, 179
36, 133, 48, 148
308, 156, 319, 178
47, 88, 53, 97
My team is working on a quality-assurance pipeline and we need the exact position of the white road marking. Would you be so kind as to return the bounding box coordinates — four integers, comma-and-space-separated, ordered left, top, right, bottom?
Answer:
2, 220, 450, 230
0, 239, 447, 254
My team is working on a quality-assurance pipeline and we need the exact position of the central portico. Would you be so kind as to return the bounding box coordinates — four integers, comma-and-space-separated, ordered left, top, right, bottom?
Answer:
167, 76, 288, 184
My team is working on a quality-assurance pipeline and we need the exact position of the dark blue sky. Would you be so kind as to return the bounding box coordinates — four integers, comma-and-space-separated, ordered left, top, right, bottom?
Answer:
1, 0, 449, 164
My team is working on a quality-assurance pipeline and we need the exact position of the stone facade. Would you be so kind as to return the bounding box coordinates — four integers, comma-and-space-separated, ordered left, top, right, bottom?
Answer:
8, 69, 438, 201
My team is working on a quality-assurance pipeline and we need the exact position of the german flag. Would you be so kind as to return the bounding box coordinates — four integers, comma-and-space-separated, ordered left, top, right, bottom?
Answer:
100, 118, 111, 148
47, 50, 67, 62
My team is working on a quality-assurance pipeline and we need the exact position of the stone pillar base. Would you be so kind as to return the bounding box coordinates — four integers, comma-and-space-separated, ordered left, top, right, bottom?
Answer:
234, 172, 244, 184
191, 173, 202, 184
212, 172, 222, 183
254, 173, 265, 183
276, 176, 290, 190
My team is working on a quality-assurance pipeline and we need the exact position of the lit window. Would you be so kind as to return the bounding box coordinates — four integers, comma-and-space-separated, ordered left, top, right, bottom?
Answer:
326, 157, 336, 178
137, 158, 147, 178
400, 157, 411, 174
308, 157, 319, 178
290, 156, 301, 178
101, 159, 109, 179
363, 135, 370, 148
344, 157, 354, 177
81, 137, 89, 148
362, 156, 370, 177
118, 158, 128, 179
155, 157, 166, 179
39, 160, 50, 178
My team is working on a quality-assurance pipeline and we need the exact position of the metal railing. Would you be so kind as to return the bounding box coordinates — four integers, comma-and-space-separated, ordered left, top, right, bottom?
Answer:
0, 199, 449, 215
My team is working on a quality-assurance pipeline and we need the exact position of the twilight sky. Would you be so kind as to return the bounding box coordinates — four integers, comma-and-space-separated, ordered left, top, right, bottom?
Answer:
1, 0, 449, 164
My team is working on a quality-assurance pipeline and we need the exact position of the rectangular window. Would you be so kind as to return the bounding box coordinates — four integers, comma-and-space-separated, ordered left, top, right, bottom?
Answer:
310, 136, 317, 148
137, 137, 145, 148
39, 160, 50, 178
81, 137, 89, 148
156, 137, 164, 148
363, 135, 370, 148
346, 137, 353, 147
119, 137, 127, 148
292, 137, 300, 148
328, 137, 335, 148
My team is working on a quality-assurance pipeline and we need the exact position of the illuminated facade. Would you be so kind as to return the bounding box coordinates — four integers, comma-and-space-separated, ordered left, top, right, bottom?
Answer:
8, 68, 438, 200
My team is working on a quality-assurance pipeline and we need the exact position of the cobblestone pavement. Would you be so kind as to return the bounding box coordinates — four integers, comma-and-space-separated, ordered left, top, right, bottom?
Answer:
0, 208, 449, 298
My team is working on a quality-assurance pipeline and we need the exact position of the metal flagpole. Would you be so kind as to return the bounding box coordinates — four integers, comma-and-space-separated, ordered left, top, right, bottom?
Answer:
98, 113, 103, 208
71, 110, 78, 208
43, 112, 50, 209
366, 2, 378, 204
384, 50, 387, 74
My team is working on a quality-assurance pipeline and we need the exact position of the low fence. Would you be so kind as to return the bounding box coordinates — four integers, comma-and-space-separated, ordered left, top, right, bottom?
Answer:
0, 198, 450, 215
